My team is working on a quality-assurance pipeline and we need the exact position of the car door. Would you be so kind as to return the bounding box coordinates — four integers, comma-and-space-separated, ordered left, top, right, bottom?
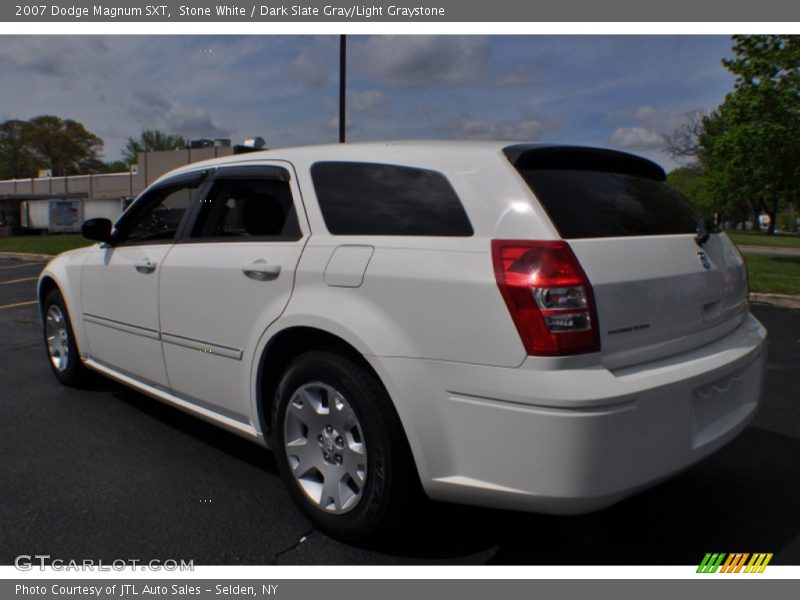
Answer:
80, 170, 207, 388
158, 163, 308, 424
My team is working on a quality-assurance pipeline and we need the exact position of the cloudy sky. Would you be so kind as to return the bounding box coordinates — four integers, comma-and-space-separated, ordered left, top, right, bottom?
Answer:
0, 35, 736, 170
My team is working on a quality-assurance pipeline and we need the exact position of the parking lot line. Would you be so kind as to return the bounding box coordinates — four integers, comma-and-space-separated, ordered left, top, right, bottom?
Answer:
0, 277, 38, 285
0, 262, 43, 270
0, 300, 38, 310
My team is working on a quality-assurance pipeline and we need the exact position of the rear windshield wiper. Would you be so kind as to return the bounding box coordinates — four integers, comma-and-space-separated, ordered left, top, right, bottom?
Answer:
695, 218, 714, 246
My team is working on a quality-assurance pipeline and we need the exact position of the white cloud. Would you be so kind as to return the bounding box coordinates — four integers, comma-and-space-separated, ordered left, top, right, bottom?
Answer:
608, 105, 685, 130
128, 89, 231, 139
493, 64, 536, 88
634, 105, 662, 122
609, 126, 665, 151
287, 47, 330, 89
0, 36, 111, 79
349, 90, 387, 113
634, 106, 686, 132
446, 115, 557, 141
353, 36, 489, 87
607, 106, 692, 153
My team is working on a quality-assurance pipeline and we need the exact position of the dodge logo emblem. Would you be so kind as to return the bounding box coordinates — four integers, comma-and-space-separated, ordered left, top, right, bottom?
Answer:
697, 251, 711, 270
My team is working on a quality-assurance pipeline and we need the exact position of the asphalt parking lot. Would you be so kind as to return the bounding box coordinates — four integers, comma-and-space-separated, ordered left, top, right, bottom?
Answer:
1, 256, 799, 566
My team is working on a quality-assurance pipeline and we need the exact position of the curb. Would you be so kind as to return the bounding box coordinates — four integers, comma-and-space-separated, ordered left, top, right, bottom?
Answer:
0, 252, 54, 261
739, 245, 800, 257
750, 292, 800, 309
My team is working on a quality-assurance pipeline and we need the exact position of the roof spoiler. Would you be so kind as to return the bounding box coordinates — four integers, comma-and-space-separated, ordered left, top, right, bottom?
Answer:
503, 144, 666, 181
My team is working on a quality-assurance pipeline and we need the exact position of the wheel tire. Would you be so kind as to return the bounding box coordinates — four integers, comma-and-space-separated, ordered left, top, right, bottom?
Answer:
272, 351, 419, 541
43, 289, 89, 387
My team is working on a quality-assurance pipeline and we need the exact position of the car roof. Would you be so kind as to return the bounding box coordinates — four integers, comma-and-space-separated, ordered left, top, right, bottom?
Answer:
151, 140, 664, 186
154, 140, 541, 181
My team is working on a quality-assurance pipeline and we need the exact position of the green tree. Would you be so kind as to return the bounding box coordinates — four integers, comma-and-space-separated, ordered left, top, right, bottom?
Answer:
699, 35, 800, 234
0, 116, 104, 178
122, 129, 186, 164
664, 110, 705, 161
0, 119, 38, 179
100, 160, 132, 173
26, 115, 105, 176
667, 166, 716, 216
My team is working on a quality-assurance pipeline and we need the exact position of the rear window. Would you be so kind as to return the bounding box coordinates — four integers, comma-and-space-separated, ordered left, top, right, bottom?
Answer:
509, 148, 699, 239
310, 162, 473, 236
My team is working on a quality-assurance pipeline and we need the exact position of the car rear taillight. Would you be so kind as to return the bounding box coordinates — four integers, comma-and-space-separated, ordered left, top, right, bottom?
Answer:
491, 240, 600, 356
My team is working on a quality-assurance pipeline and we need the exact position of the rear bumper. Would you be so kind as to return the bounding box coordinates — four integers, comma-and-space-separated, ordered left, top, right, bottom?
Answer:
370, 312, 767, 514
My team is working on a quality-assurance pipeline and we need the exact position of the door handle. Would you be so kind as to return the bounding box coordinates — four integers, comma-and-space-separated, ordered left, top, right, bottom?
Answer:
134, 258, 157, 274
242, 260, 281, 281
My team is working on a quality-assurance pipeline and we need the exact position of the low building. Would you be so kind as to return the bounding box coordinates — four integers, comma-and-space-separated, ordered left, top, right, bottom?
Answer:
0, 144, 233, 234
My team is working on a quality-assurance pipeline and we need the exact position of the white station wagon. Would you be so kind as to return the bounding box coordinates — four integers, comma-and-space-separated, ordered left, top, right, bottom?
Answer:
39, 141, 767, 539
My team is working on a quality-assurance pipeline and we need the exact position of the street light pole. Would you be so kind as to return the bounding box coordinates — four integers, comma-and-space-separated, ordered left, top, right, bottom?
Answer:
339, 34, 346, 143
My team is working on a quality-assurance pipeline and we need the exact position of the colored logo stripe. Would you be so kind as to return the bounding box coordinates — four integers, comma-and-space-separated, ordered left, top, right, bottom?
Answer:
697, 553, 725, 573
745, 553, 773, 573
697, 553, 773, 573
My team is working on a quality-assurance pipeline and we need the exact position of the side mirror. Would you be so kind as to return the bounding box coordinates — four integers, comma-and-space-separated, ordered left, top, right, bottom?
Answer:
81, 218, 113, 244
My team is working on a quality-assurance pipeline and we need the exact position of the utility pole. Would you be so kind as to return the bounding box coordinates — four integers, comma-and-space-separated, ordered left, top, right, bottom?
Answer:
339, 34, 346, 143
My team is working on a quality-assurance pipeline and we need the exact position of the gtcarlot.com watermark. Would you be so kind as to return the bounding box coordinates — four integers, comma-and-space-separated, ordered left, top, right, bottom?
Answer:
15, 555, 194, 572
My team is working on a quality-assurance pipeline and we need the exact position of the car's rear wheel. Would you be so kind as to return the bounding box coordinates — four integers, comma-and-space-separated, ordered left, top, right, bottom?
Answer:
43, 289, 89, 386
272, 351, 418, 541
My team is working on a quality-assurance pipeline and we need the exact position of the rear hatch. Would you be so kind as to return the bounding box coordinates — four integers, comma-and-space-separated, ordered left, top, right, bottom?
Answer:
506, 145, 749, 370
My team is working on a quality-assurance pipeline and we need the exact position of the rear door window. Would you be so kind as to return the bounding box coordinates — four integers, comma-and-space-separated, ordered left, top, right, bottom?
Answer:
310, 162, 473, 236
507, 147, 699, 239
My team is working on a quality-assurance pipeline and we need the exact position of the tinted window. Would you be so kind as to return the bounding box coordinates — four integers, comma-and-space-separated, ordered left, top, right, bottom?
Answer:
123, 185, 194, 244
190, 177, 301, 241
311, 162, 473, 236
509, 148, 699, 239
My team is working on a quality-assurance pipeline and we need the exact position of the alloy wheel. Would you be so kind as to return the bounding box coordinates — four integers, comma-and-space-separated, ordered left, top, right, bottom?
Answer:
45, 305, 70, 372
283, 382, 368, 514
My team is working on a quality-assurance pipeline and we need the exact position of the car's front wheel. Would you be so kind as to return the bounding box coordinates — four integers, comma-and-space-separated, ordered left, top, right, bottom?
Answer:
43, 289, 89, 387
272, 351, 418, 541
